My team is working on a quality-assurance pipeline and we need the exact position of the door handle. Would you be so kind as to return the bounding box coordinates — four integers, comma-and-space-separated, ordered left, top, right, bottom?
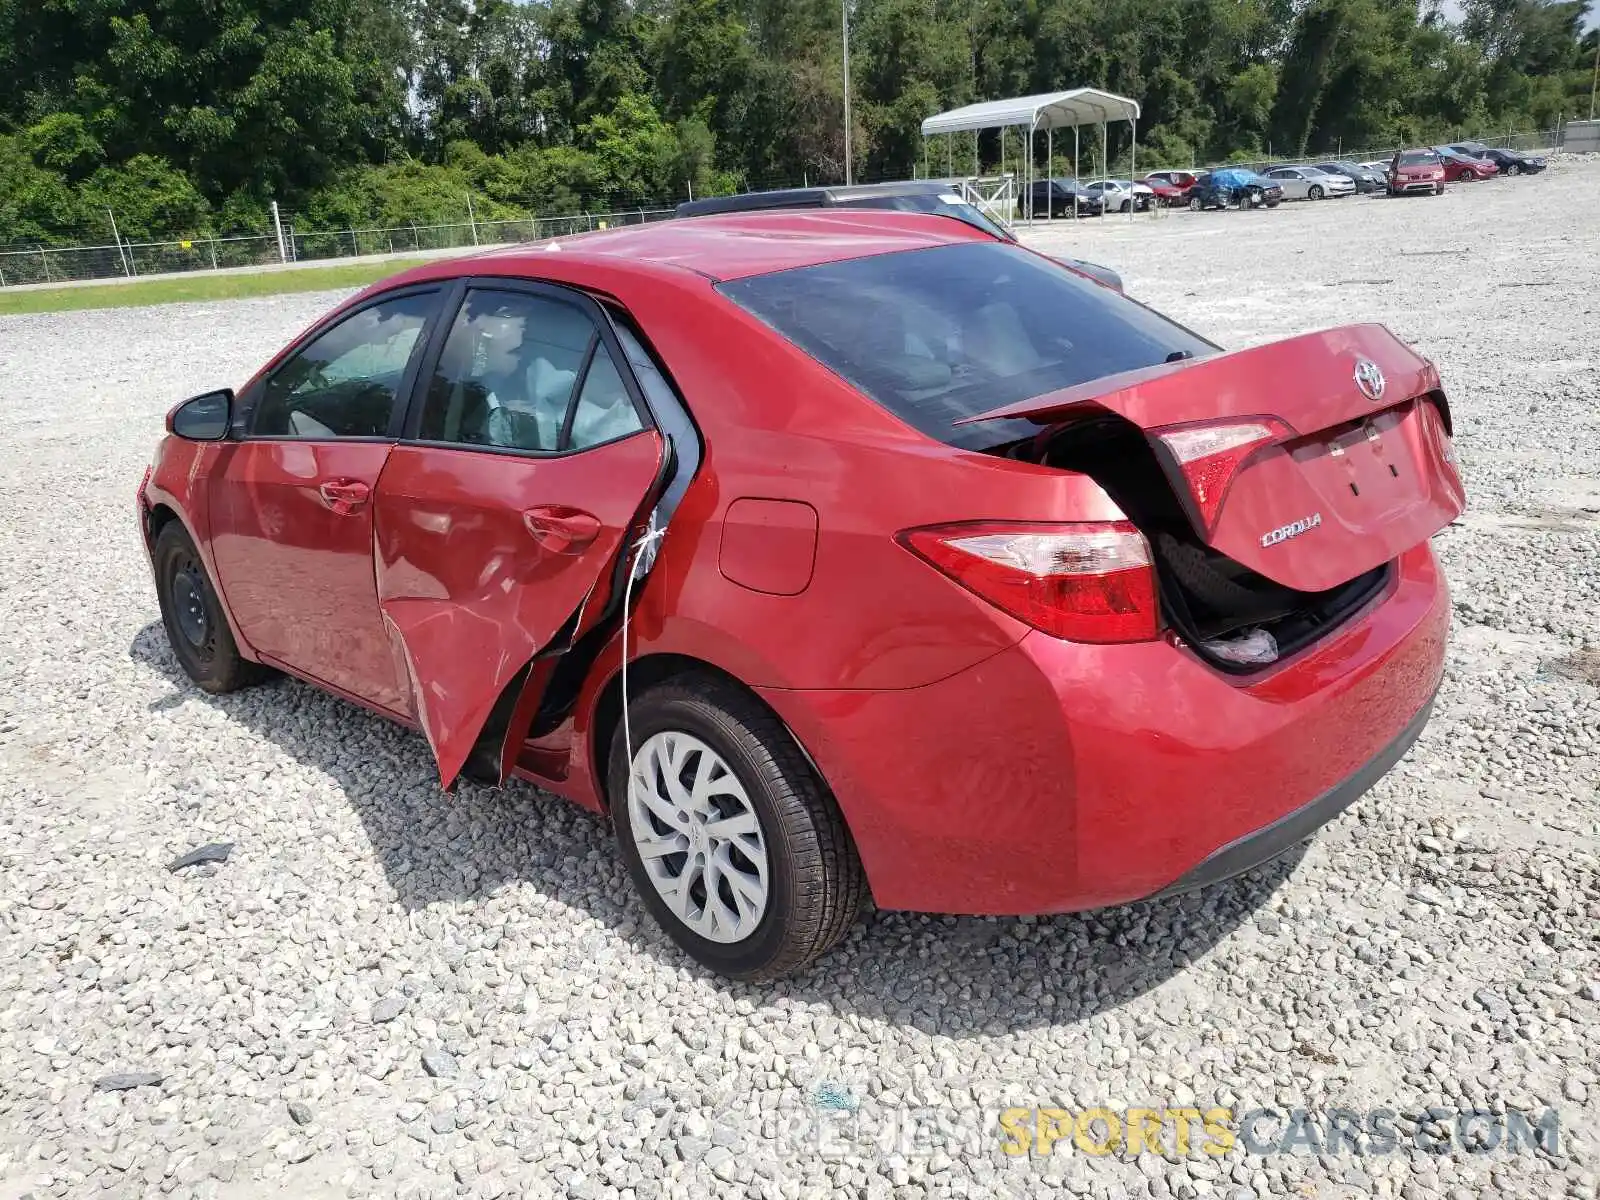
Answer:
318, 478, 371, 516
522, 505, 601, 554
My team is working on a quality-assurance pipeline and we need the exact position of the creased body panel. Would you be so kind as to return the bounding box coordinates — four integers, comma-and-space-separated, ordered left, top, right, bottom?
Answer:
373, 431, 664, 788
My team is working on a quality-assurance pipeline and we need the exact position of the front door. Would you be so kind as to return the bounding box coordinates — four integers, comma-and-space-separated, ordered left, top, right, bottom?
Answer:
209, 289, 441, 711
374, 285, 665, 788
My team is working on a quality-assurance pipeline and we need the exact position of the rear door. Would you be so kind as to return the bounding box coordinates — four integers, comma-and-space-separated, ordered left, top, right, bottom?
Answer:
375, 282, 665, 789
961, 323, 1466, 593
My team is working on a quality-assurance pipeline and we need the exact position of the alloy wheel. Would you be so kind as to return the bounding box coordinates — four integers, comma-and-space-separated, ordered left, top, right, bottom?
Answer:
627, 730, 770, 944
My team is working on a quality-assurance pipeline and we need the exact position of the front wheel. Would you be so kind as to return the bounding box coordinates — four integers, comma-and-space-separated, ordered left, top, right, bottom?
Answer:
1308, 184, 1324, 200
1504, 163, 1520, 176
1434, 184, 1444, 195
153, 522, 268, 694
609, 675, 867, 980
1188, 196, 1203, 212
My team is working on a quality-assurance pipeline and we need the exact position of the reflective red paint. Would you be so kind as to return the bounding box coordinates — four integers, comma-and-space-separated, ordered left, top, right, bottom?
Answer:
140, 211, 1464, 916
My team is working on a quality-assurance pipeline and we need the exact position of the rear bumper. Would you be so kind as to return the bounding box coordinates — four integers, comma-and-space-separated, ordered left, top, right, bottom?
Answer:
1148, 689, 1434, 899
759, 544, 1448, 916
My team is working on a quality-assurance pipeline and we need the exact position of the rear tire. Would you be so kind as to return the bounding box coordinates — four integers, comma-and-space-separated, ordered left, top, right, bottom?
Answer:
153, 522, 267, 694
608, 674, 867, 980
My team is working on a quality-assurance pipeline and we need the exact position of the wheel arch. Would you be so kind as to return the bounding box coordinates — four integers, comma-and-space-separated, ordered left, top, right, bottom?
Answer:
142, 496, 261, 664
590, 652, 835, 822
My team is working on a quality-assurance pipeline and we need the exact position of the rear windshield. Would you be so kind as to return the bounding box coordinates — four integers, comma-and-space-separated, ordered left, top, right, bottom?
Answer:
718, 242, 1215, 450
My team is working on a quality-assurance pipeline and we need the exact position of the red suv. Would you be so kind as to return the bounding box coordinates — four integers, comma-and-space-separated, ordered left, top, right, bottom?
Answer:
1387, 150, 1446, 196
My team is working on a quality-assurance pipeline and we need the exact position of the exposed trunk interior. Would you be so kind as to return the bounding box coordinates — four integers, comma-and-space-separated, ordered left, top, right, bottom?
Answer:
997, 414, 1389, 671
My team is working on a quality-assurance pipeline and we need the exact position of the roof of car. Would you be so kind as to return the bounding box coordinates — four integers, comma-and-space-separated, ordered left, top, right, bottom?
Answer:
388, 209, 988, 286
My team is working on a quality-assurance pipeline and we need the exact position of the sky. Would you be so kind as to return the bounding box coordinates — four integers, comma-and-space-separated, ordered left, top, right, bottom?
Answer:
1436, 0, 1600, 30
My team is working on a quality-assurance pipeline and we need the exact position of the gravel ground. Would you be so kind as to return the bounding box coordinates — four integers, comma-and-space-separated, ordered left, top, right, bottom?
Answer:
1, 160, 1597, 1200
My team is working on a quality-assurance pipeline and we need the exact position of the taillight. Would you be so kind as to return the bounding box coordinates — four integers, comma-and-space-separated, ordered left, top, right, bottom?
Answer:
1154, 418, 1290, 532
898, 521, 1160, 644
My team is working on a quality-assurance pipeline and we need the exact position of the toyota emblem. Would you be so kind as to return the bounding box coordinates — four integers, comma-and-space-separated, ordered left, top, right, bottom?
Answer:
1354, 358, 1386, 402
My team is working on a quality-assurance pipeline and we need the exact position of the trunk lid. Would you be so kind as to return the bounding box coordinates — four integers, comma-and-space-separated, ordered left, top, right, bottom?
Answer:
959, 324, 1466, 593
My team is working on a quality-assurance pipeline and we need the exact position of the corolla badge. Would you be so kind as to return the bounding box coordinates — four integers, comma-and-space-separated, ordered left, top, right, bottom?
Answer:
1260, 513, 1322, 548
1354, 358, 1386, 402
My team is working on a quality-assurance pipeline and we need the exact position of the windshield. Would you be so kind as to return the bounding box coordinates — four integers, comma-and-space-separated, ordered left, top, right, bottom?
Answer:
843, 193, 1015, 243
1398, 151, 1439, 166
718, 242, 1216, 451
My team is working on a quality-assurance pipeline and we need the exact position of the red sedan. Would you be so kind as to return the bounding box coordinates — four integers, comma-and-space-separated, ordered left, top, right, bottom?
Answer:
1434, 147, 1499, 183
1143, 170, 1199, 202
1140, 178, 1184, 206
140, 212, 1464, 979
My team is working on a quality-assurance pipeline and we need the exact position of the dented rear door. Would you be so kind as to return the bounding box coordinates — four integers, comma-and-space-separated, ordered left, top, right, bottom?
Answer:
374, 282, 665, 790
374, 432, 663, 788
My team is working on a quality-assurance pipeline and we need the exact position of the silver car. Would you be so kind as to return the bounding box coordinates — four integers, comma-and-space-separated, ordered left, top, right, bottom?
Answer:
1264, 166, 1357, 200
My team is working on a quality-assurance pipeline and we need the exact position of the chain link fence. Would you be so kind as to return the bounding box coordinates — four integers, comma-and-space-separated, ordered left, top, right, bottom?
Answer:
0, 206, 679, 288
0, 124, 1573, 288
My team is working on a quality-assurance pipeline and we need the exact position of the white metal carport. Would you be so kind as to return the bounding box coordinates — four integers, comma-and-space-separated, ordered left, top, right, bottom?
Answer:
919, 88, 1143, 222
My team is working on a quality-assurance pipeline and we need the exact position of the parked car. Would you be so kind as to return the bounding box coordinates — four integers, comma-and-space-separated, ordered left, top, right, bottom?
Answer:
677, 181, 1123, 291
1357, 160, 1392, 175
1023, 177, 1106, 217
1264, 165, 1357, 200
1140, 178, 1184, 206
1188, 169, 1283, 210
1387, 150, 1447, 196
1445, 141, 1493, 158
1084, 178, 1155, 212
1470, 147, 1547, 176
1432, 147, 1498, 182
1142, 170, 1200, 201
1311, 160, 1387, 193
139, 210, 1463, 979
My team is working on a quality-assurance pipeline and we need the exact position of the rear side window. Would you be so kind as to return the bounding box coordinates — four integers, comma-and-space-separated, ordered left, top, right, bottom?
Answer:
417, 289, 644, 453
718, 242, 1214, 450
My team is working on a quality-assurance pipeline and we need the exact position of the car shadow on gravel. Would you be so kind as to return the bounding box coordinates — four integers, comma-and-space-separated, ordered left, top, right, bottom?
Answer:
131, 622, 1298, 1033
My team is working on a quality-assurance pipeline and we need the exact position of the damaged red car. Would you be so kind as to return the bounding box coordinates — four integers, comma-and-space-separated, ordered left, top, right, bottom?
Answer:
140, 212, 1464, 979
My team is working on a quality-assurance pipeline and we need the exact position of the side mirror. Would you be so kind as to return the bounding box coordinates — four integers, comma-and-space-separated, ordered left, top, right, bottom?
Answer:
167, 389, 233, 441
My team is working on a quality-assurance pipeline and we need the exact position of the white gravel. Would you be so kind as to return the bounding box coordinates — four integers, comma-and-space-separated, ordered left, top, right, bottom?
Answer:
1, 161, 1598, 1200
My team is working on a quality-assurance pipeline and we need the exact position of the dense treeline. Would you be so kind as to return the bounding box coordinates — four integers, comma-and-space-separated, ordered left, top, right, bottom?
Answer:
1, 0, 1594, 245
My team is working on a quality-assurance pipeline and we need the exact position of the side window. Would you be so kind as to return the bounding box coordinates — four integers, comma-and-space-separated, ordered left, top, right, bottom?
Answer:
419, 290, 594, 452
566, 341, 646, 450
253, 294, 434, 438
418, 288, 646, 453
